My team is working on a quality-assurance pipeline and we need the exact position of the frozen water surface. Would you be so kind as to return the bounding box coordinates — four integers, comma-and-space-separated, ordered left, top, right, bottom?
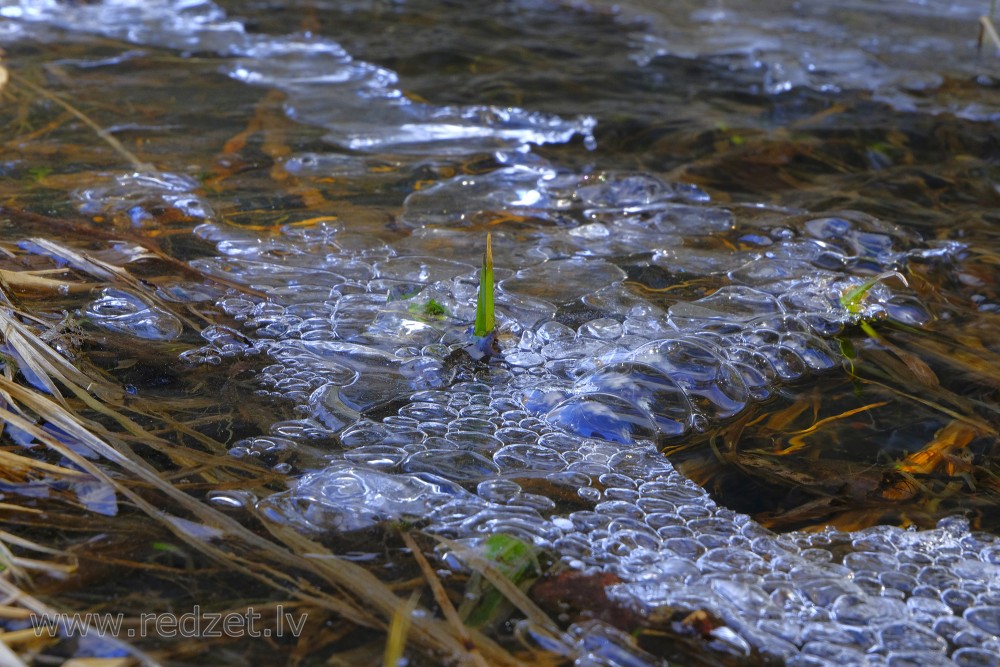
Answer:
624, 0, 1000, 120
3, 0, 997, 664
197, 158, 979, 663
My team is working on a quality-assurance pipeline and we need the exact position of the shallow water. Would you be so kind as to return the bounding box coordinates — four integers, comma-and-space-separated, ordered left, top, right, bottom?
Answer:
2, 0, 1000, 665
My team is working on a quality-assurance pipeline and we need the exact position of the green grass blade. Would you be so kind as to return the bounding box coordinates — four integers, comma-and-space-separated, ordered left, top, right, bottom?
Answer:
839, 270, 907, 315
474, 234, 495, 338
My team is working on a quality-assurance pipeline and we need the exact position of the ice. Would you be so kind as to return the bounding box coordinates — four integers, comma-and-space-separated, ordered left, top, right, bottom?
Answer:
373, 256, 474, 283
500, 258, 627, 305
257, 465, 483, 532
573, 363, 693, 439
83, 288, 183, 340
544, 393, 659, 444
572, 172, 701, 209
610, 203, 736, 236
623, 0, 995, 121
629, 338, 749, 421
653, 245, 752, 276
402, 450, 501, 482
953, 647, 1000, 667
879, 621, 949, 653
5, 0, 594, 155
75, 172, 212, 227
964, 606, 1000, 636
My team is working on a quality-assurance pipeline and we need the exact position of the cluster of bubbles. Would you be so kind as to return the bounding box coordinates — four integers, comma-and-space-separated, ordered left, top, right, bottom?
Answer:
186, 160, 944, 447
184, 159, 985, 666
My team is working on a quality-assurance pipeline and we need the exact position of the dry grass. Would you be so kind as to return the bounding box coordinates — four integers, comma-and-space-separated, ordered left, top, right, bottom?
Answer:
0, 240, 559, 665
0, 65, 567, 664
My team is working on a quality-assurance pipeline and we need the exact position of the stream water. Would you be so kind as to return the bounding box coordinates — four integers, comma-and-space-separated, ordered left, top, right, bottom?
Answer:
3, 1, 1000, 665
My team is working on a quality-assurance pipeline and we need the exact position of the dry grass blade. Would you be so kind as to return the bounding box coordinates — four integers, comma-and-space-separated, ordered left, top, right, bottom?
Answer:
0, 302, 226, 468
23, 238, 124, 283
0, 576, 158, 666
0, 269, 87, 296
0, 363, 525, 665
0, 206, 267, 299
981, 15, 1000, 53
851, 369, 998, 435
0, 530, 77, 581
0, 634, 27, 667
0, 448, 90, 480
768, 401, 890, 455
0, 235, 542, 664
0, 390, 380, 642
20, 239, 201, 331
264, 524, 525, 667
383, 591, 420, 667
0, 49, 7, 94
0, 306, 121, 404
431, 535, 564, 641
0, 531, 75, 560
399, 530, 489, 667
7, 70, 152, 173
0, 641, 27, 667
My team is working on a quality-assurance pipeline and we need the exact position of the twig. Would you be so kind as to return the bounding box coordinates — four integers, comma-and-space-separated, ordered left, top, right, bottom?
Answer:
980, 15, 1000, 54
399, 530, 489, 667
8, 70, 153, 173
0, 205, 267, 298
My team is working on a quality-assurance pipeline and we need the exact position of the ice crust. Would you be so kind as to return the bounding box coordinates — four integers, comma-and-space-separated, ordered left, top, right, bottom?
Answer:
198, 166, 984, 666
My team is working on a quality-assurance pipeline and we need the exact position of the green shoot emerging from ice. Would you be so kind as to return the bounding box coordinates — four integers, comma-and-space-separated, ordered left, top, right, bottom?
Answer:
466, 233, 500, 361
840, 270, 908, 315
458, 533, 541, 629
840, 270, 908, 339
474, 233, 495, 337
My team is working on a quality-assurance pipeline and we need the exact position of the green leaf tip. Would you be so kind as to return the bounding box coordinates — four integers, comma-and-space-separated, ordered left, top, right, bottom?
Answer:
474, 233, 495, 338
458, 533, 541, 629
839, 270, 908, 315
408, 298, 448, 319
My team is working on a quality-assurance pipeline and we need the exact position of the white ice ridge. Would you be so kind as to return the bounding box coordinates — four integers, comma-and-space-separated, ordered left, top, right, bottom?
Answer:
0, 0, 595, 153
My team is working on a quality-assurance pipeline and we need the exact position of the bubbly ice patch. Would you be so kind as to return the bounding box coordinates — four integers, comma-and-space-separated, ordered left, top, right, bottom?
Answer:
263, 394, 1000, 666
83, 288, 183, 340
183, 152, 977, 663
74, 171, 212, 227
